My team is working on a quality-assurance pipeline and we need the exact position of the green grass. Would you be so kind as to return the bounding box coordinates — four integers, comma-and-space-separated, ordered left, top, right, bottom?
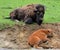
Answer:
0, 0, 60, 29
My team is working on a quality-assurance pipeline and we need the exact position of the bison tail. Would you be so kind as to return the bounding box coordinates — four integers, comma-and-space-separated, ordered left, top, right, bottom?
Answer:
4, 17, 11, 19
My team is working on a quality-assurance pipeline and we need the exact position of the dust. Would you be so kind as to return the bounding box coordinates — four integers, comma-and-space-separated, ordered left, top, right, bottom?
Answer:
0, 23, 60, 49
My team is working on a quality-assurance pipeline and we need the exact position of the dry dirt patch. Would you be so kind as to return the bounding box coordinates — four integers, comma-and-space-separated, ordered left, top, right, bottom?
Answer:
0, 23, 60, 49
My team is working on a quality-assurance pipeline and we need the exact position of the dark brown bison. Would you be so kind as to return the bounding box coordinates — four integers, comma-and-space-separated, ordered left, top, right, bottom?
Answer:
9, 4, 45, 25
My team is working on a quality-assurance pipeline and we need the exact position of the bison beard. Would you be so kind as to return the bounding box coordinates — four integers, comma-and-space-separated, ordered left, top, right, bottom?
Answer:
9, 4, 45, 25
35, 4, 45, 25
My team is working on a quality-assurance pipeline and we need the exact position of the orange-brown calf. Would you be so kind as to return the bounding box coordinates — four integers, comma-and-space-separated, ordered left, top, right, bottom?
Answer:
28, 29, 53, 48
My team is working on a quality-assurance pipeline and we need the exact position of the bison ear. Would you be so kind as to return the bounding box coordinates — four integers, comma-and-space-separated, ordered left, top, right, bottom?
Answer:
43, 6, 46, 14
44, 6, 46, 9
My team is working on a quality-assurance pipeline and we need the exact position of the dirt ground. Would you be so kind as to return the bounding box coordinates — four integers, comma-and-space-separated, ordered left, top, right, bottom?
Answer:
0, 23, 60, 49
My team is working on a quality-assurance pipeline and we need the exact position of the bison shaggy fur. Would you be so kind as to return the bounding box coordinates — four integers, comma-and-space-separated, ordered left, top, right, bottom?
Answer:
9, 4, 45, 25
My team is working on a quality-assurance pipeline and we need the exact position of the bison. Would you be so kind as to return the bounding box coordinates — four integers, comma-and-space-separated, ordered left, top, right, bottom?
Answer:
9, 4, 45, 25
28, 29, 53, 48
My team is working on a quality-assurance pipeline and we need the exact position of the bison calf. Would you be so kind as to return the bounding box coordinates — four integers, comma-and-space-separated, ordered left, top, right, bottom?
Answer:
28, 29, 53, 48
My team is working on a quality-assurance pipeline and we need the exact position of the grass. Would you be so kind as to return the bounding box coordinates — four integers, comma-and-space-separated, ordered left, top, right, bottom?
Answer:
0, 0, 60, 29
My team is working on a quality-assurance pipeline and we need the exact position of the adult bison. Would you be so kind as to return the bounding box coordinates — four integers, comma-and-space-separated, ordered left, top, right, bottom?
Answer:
9, 4, 45, 25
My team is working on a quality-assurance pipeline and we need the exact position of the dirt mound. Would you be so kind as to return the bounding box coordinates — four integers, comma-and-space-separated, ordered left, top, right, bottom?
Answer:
0, 23, 60, 49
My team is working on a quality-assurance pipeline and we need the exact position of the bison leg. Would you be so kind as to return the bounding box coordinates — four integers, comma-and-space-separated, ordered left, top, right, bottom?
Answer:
36, 15, 43, 25
36, 12, 44, 25
23, 15, 33, 24
24, 18, 33, 24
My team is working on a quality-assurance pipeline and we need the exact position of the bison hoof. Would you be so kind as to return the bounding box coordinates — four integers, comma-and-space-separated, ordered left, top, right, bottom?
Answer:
36, 20, 43, 25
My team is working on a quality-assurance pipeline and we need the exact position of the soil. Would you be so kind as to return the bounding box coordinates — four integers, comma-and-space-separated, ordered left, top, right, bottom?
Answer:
0, 23, 60, 49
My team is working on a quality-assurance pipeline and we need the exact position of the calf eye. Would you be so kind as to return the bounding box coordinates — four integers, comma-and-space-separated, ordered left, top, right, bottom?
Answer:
48, 31, 50, 32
